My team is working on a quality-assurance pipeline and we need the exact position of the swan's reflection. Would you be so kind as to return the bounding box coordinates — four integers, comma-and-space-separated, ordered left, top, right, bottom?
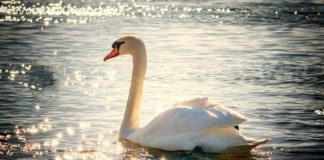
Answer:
119, 137, 271, 159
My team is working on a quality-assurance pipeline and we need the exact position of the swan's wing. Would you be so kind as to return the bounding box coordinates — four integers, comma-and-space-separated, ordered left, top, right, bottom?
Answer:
130, 106, 245, 149
141, 105, 244, 136
152, 107, 230, 132
174, 97, 247, 126
129, 105, 266, 151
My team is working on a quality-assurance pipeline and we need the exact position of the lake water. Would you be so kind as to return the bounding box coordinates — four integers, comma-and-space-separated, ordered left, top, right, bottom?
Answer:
0, 0, 323, 159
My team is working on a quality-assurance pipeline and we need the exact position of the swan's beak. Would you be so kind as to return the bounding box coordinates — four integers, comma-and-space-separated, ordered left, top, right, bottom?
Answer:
104, 48, 119, 61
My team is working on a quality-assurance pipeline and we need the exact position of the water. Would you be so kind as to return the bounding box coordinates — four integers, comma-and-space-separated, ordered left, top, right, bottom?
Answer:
0, 0, 323, 159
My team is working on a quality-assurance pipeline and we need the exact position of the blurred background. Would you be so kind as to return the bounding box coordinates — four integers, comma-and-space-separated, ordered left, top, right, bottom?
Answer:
0, 0, 323, 159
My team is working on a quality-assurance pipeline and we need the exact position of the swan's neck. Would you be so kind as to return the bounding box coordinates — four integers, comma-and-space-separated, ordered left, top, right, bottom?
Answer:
120, 47, 147, 137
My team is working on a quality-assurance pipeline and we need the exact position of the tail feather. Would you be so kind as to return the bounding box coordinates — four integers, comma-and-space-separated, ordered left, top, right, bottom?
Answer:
224, 138, 269, 153
245, 137, 269, 147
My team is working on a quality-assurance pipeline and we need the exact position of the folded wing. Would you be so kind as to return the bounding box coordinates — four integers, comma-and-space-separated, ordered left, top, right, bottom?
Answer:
173, 97, 247, 127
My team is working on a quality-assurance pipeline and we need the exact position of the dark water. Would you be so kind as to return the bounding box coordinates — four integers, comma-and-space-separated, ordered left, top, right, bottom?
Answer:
0, 0, 324, 159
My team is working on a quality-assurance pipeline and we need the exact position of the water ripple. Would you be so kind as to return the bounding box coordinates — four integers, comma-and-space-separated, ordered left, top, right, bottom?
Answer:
0, 0, 323, 26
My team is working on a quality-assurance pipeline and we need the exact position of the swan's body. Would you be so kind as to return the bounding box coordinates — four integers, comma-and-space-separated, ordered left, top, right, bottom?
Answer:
104, 36, 268, 153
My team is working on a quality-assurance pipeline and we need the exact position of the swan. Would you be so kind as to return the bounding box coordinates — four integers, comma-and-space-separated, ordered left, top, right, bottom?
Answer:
103, 36, 268, 153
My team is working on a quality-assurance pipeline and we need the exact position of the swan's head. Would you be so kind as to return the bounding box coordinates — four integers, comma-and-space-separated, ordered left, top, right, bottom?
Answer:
104, 36, 145, 61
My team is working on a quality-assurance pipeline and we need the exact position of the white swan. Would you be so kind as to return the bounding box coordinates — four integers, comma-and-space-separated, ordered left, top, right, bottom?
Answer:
103, 36, 268, 153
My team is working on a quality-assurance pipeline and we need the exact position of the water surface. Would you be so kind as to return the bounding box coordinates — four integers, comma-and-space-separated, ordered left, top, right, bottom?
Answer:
0, 0, 323, 159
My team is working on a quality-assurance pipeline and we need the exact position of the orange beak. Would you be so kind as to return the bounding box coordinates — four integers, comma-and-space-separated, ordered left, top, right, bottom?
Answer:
104, 48, 119, 61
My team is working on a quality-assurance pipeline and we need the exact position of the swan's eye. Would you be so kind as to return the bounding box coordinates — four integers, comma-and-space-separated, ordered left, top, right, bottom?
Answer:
112, 41, 125, 50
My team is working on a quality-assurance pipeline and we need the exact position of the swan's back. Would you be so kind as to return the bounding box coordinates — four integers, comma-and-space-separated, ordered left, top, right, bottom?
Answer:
174, 97, 247, 127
